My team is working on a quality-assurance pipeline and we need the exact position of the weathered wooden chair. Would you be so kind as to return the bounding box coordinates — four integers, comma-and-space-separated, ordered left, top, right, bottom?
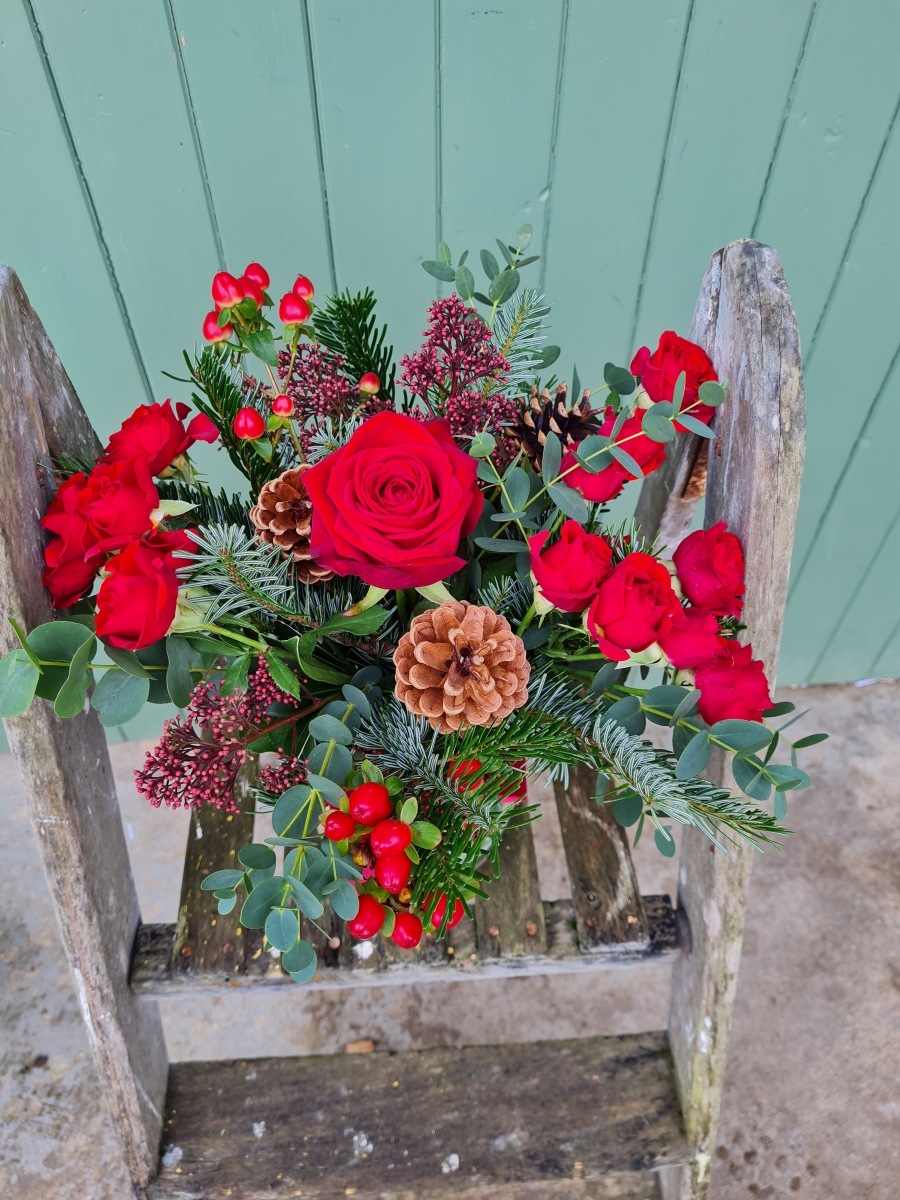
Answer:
0, 238, 804, 1199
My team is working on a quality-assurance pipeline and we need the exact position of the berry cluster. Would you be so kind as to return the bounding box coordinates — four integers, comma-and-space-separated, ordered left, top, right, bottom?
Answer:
323, 781, 463, 950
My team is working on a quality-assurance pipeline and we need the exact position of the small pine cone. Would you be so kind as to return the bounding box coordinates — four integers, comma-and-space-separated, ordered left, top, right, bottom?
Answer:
393, 600, 530, 734
518, 383, 600, 467
249, 465, 333, 583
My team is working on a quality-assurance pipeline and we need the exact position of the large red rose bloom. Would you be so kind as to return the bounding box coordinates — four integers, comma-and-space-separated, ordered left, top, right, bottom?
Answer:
658, 607, 728, 669
630, 331, 718, 432
694, 642, 772, 724
100, 399, 218, 476
304, 412, 483, 589
529, 520, 613, 611
672, 522, 745, 616
95, 530, 189, 650
586, 552, 684, 662
562, 409, 667, 504
41, 472, 101, 607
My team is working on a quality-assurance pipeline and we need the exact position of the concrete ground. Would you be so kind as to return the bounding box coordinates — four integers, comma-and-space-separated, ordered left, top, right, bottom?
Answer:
1, 681, 898, 1198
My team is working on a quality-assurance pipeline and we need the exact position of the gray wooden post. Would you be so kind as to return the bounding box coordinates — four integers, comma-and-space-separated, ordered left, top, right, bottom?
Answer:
644, 241, 805, 1196
0, 266, 168, 1196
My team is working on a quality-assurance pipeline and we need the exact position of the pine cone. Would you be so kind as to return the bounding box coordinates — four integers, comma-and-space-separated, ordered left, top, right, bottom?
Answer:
249, 465, 333, 583
518, 383, 601, 467
393, 600, 530, 734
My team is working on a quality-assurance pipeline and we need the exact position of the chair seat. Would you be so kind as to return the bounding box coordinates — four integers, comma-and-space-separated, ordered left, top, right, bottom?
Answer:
150, 1033, 689, 1199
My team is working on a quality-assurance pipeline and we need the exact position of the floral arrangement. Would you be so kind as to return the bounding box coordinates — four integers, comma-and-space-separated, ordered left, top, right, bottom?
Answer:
0, 228, 825, 983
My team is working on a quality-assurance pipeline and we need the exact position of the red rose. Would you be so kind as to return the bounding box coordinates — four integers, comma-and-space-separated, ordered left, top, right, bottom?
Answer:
304, 412, 483, 589
562, 409, 667, 503
694, 642, 772, 724
95, 534, 184, 649
586, 552, 684, 662
79, 456, 159, 559
630, 331, 718, 431
673, 522, 745, 616
658, 608, 728, 669
101, 399, 218, 476
41, 472, 101, 607
529, 520, 612, 611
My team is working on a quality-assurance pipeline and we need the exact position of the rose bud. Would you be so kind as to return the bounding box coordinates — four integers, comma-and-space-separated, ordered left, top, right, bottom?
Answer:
369, 818, 412, 858
203, 311, 232, 343
239, 275, 264, 308
279, 293, 311, 326
292, 274, 315, 300
347, 893, 385, 939
272, 394, 294, 417
348, 782, 393, 825
391, 912, 423, 949
324, 810, 356, 842
233, 407, 266, 440
243, 262, 270, 289
211, 271, 243, 310
426, 893, 465, 930
375, 854, 412, 895
358, 371, 380, 395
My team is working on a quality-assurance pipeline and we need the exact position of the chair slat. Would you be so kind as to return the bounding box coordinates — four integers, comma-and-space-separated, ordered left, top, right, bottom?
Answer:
475, 823, 547, 957
551, 764, 649, 950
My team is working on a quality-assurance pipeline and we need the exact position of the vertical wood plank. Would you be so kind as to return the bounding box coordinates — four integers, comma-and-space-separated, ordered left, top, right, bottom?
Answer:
169, 768, 256, 978
664, 241, 805, 1197
307, 0, 438, 358
552, 764, 648, 950
0, 267, 168, 1193
632, 0, 815, 351
475, 823, 547, 957
170, 1, 333, 297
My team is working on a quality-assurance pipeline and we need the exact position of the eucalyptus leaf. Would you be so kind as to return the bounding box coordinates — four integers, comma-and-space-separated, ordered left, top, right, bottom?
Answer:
284, 875, 324, 919
675, 730, 711, 780
541, 432, 562, 485
503, 467, 530, 512
455, 265, 475, 301
792, 732, 828, 749
282, 938, 317, 979
0, 649, 39, 718
272, 786, 313, 838
306, 774, 347, 804
341, 684, 372, 720
732, 755, 772, 801
91, 669, 150, 727
102, 644, 151, 679
495, 238, 514, 267
265, 906, 299, 952
534, 345, 561, 369
27, 621, 92, 702
438, 241, 452, 265
239, 843, 277, 870
654, 827, 677, 857
469, 432, 496, 458
489, 269, 519, 305
678, 413, 715, 438
327, 879, 360, 920
698, 380, 726, 407
422, 260, 456, 282
309, 713, 353, 746
642, 407, 676, 443
613, 793, 642, 827
515, 224, 532, 250
54, 635, 95, 718
610, 405, 631, 440
604, 363, 636, 396
240, 876, 289, 929
672, 371, 686, 413
642, 685, 692, 725
590, 662, 619, 696
604, 695, 641, 729
547, 481, 589, 524
474, 537, 529, 553
217, 893, 237, 915
710, 719, 773, 752
480, 249, 499, 280
200, 869, 245, 892
165, 635, 195, 709
351, 665, 382, 688
610, 444, 644, 478
307, 740, 352, 783
773, 792, 788, 821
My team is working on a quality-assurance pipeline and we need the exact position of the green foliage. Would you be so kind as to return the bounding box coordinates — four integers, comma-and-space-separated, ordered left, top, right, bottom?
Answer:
314, 288, 396, 401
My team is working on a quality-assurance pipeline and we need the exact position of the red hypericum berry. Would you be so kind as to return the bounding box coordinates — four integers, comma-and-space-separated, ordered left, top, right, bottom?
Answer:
211, 271, 243, 310
243, 262, 270, 289
233, 407, 265, 440
203, 311, 232, 343
239, 275, 264, 308
347, 893, 385, 939
369, 819, 412, 858
392, 912, 423, 949
292, 275, 315, 300
427, 893, 465, 930
358, 371, 380, 395
348, 782, 393, 825
279, 293, 311, 325
375, 854, 412, 895
272, 394, 294, 417
324, 810, 356, 842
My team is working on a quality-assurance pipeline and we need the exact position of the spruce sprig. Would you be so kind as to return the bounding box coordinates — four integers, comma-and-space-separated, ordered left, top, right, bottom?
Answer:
314, 288, 396, 400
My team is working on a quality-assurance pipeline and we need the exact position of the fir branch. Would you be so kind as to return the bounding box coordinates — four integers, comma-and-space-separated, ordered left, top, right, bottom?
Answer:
185, 348, 277, 492
314, 288, 396, 401
477, 572, 533, 624
486, 289, 550, 398
155, 480, 253, 531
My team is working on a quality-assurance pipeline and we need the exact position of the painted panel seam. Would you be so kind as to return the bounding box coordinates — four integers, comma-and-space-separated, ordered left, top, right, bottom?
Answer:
165, 0, 226, 271
626, 0, 695, 359
434, 0, 443, 296
19, 0, 155, 403
538, 0, 570, 296
750, 0, 819, 240
300, 0, 337, 293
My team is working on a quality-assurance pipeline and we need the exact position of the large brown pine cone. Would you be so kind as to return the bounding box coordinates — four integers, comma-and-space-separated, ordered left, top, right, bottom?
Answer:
393, 600, 530, 734
249, 465, 333, 583
518, 383, 601, 468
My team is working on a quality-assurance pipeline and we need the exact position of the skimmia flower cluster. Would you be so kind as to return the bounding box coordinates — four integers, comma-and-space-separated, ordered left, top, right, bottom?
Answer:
0, 223, 826, 985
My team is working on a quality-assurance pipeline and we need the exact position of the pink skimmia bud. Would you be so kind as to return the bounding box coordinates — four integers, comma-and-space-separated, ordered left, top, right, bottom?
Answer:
272, 394, 294, 417
203, 311, 232, 343
233, 407, 265, 440
279, 293, 311, 326
358, 371, 380, 395
211, 271, 243, 310
292, 275, 315, 300
243, 262, 270, 289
